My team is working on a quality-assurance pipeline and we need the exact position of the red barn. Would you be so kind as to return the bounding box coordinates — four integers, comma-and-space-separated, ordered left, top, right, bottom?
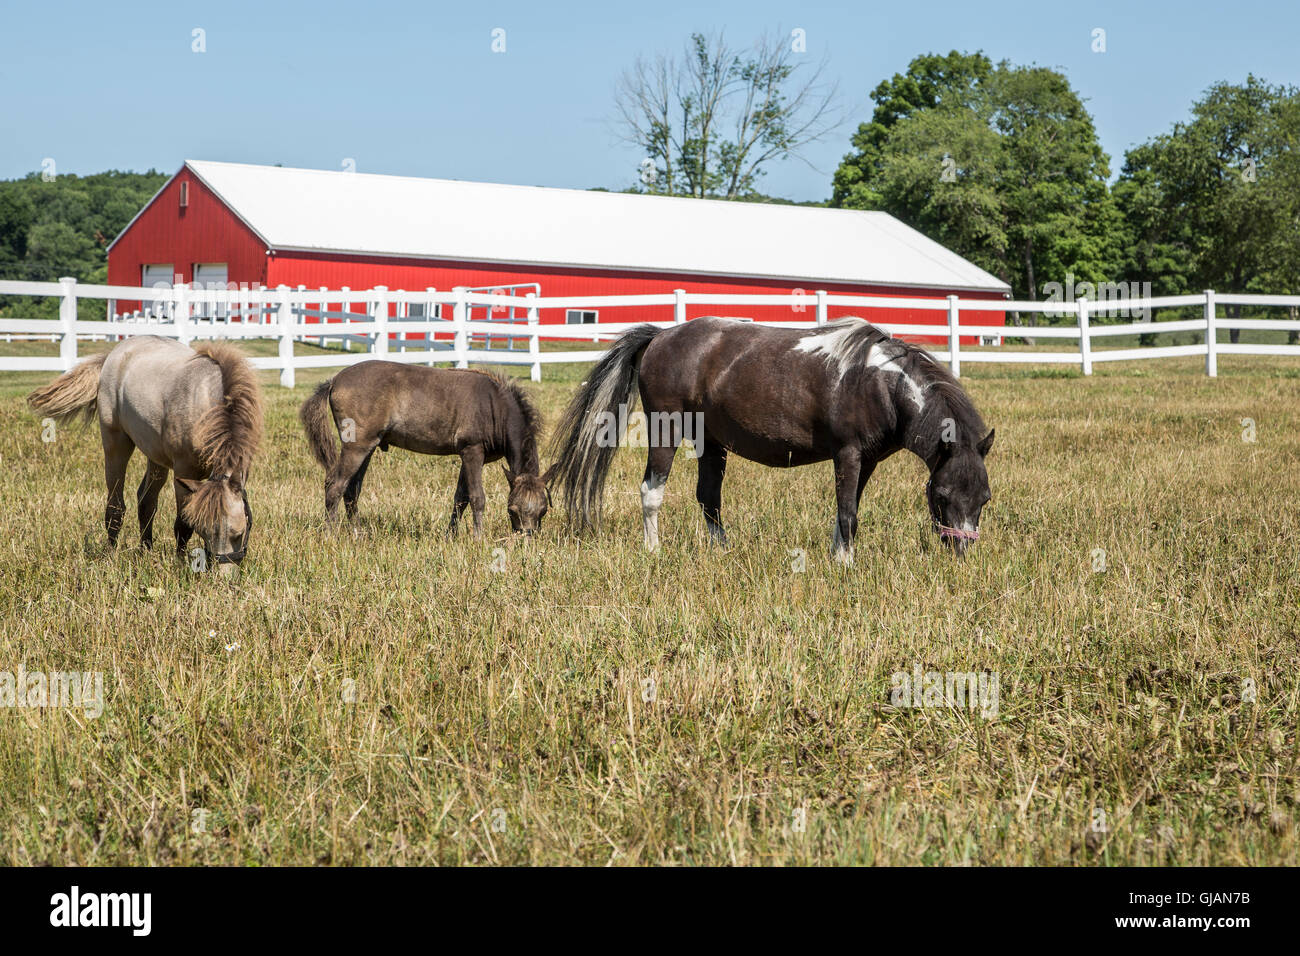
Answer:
107, 160, 1009, 338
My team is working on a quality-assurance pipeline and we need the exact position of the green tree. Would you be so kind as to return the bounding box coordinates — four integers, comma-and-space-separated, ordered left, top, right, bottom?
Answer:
833, 54, 1119, 305
0, 168, 167, 318
831, 50, 992, 210
1116, 77, 1300, 341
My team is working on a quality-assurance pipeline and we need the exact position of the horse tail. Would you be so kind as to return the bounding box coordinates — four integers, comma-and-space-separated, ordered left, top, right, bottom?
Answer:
26, 353, 108, 424
550, 323, 662, 531
299, 377, 338, 471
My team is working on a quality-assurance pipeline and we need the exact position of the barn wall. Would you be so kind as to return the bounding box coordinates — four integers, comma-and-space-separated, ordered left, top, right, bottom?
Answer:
106, 167, 268, 310
266, 252, 1007, 344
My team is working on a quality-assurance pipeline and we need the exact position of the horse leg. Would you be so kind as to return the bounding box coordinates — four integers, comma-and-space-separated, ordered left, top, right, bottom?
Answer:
854, 460, 876, 534
459, 447, 487, 537
325, 440, 378, 526
641, 442, 678, 552
343, 448, 375, 524
136, 459, 169, 549
830, 448, 863, 566
695, 435, 727, 546
173, 476, 195, 559
447, 462, 470, 535
101, 427, 134, 548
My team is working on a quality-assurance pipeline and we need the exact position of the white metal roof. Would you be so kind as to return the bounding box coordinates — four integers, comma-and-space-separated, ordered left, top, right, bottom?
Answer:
140, 160, 1011, 292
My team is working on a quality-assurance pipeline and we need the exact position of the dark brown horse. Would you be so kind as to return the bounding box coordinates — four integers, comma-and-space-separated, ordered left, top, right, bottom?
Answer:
27, 336, 263, 575
550, 317, 994, 560
299, 361, 554, 534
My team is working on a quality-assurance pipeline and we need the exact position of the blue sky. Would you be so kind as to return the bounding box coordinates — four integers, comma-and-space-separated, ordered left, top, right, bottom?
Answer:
2, 0, 1296, 201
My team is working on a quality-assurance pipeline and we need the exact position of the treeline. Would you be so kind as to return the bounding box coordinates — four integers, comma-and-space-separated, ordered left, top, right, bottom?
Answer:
0, 170, 168, 284
831, 52, 1300, 318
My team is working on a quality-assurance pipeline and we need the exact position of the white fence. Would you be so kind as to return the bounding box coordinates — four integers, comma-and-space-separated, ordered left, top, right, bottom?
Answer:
2, 278, 1299, 387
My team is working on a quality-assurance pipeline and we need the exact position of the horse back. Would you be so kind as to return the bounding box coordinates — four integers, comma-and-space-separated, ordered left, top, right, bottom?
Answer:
639, 318, 893, 465
327, 361, 501, 456
100, 336, 223, 472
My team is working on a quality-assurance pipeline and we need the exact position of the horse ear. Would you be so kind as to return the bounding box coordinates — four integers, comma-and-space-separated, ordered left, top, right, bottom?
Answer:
502, 464, 518, 486
541, 463, 558, 487
175, 477, 203, 495
977, 429, 995, 458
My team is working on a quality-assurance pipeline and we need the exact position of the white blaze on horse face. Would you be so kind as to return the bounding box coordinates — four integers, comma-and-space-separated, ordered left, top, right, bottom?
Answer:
641, 473, 666, 551
866, 346, 926, 412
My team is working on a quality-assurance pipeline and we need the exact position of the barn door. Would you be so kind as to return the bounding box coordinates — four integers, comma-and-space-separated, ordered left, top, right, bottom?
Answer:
140, 263, 175, 317
193, 263, 229, 319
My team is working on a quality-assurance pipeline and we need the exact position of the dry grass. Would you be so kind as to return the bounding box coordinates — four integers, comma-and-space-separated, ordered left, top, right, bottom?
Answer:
1, 340, 1298, 865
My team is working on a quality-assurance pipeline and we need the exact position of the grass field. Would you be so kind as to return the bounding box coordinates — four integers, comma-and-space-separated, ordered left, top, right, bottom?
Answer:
1, 336, 1298, 865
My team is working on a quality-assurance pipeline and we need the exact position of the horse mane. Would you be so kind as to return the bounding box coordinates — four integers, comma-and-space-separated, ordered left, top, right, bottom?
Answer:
903, 344, 988, 446
474, 370, 543, 470
190, 342, 264, 481
814, 317, 987, 446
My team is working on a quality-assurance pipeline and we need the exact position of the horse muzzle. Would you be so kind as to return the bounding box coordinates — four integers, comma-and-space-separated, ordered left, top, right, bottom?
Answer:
934, 524, 979, 555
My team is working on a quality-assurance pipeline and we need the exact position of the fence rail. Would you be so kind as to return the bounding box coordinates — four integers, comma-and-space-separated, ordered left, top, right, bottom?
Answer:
2, 279, 1298, 386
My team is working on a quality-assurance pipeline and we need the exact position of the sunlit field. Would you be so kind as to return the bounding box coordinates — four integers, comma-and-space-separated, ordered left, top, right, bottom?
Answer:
1, 335, 1297, 865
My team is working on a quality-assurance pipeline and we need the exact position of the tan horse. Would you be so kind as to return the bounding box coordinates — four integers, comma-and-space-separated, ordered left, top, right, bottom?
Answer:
28, 336, 264, 574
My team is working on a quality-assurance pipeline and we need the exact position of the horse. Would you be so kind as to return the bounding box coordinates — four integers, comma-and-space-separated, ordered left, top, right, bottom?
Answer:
550, 316, 994, 560
27, 336, 263, 575
298, 361, 555, 535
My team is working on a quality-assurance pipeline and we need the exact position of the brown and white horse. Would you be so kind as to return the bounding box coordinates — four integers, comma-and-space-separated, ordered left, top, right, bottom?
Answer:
28, 336, 263, 574
550, 317, 994, 560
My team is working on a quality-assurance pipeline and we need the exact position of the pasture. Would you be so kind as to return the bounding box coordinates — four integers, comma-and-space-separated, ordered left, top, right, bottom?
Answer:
0, 339, 1297, 865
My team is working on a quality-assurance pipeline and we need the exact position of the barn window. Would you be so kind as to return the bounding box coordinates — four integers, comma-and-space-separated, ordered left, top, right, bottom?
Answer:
179, 181, 189, 208
566, 309, 598, 325
407, 303, 442, 319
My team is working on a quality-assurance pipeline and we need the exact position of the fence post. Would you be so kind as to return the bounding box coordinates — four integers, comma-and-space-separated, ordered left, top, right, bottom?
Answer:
526, 292, 541, 382
396, 291, 408, 353
426, 287, 438, 364
673, 288, 686, 324
277, 284, 295, 389
174, 280, 191, 346
1204, 289, 1217, 377
1077, 298, 1092, 375
947, 294, 961, 378
373, 285, 389, 358
58, 276, 78, 370
453, 286, 469, 369
341, 286, 352, 350
815, 289, 827, 326
317, 286, 328, 347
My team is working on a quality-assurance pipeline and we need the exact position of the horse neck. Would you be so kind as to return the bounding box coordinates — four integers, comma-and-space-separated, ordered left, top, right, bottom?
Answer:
501, 395, 540, 476
899, 385, 949, 471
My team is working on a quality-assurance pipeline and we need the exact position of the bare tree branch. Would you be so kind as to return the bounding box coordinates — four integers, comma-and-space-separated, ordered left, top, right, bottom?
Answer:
612, 29, 844, 199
